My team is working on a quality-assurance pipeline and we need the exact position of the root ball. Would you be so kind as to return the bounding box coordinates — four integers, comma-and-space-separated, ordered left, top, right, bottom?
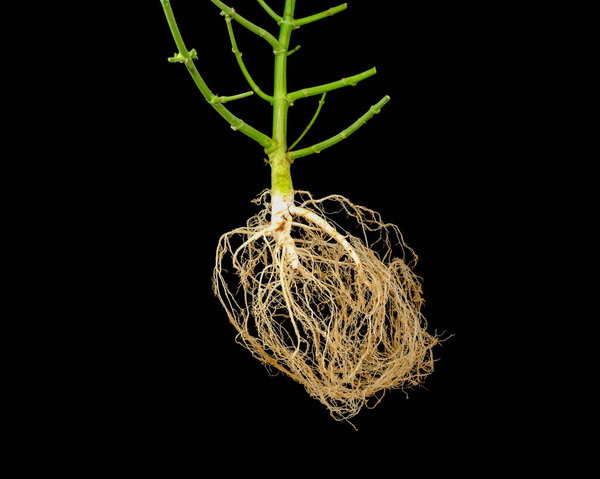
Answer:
213, 190, 438, 421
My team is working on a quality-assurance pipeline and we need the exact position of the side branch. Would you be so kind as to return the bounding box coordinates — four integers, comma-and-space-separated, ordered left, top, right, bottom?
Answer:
209, 91, 254, 104
294, 3, 348, 27
256, 0, 282, 23
210, 0, 282, 51
287, 67, 377, 103
288, 95, 391, 161
289, 93, 326, 150
225, 15, 273, 103
287, 45, 301, 56
161, 1, 274, 149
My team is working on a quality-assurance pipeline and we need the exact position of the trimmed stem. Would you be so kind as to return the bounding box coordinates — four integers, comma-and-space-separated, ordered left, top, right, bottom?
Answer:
256, 0, 282, 23
294, 3, 348, 27
225, 15, 273, 103
289, 92, 326, 150
288, 67, 377, 103
289, 95, 391, 161
270, 154, 294, 198
270, 0, 296, 199
161, 0, 273, 148
211, 0, 281, 51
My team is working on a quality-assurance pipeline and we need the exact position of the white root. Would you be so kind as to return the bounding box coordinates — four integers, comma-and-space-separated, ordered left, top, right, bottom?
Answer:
271, 194, 300, 269
289, 205, 362, 273
271, 195, 362, 273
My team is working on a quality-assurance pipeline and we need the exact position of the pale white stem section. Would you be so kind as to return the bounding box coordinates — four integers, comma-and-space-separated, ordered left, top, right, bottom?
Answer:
271, 194, 300, 269
289, 205, 362, 272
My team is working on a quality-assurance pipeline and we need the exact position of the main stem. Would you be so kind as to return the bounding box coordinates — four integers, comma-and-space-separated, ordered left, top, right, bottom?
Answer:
270, 0, 295, 201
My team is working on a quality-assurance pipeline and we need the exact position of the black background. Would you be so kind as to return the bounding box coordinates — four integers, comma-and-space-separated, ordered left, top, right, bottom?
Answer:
44, 0, 578, 470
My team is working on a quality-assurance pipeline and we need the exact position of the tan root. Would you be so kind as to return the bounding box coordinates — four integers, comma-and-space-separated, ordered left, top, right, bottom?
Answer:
213, 190, 438, 421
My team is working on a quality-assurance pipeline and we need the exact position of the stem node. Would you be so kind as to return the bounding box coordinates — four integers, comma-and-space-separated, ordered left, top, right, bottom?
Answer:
231, 120, 245, 131
168, 48, 198, 64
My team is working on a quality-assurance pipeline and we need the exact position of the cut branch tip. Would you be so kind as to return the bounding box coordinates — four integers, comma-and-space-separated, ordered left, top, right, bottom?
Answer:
287, 45, 301, 56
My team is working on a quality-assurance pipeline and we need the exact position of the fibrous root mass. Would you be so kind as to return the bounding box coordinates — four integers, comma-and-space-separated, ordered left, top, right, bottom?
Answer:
213, 190, 438, 421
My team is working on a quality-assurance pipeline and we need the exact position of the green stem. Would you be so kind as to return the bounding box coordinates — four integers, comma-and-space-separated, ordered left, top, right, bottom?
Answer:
288, 67, 377, 103
294, 3, 348, 27
256, 0, 282, 23
289, 95, 391, 161
289, 93, 326, 150
224, 15, 273, 103
210, 0, 281, 51
161, 0, 273, 148
161, 1, 188, 57
270, 0, 296, 198
162, 0, 391, 195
